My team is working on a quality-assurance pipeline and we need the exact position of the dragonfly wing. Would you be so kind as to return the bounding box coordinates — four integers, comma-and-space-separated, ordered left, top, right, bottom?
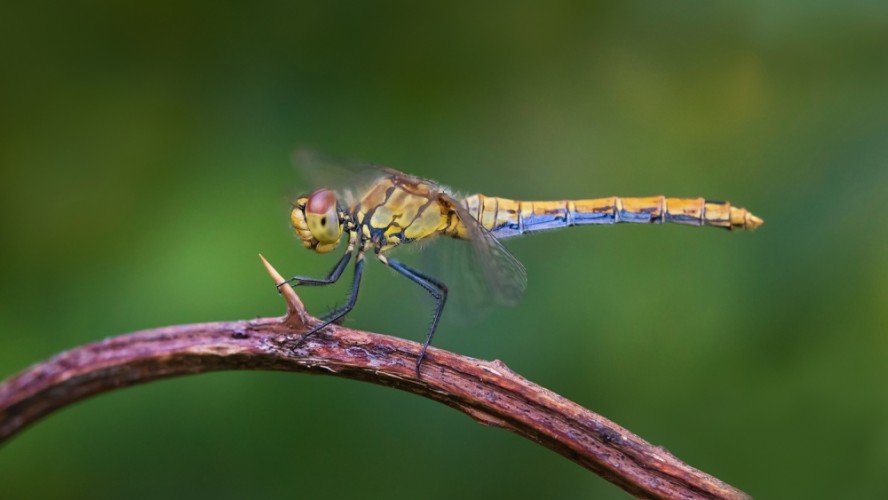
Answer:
291, 148, 396, 207
448, 195, 528, 306
403, 227, 520, 327
406, 235, 491, 325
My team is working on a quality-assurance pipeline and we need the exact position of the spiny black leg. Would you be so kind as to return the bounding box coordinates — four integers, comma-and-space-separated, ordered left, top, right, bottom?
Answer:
295, 253, 365, 347
386, 258, 448, 376
319, 301, 349, 324
320, 246, 442, 322
277, 247, 352, 290
397, 264, 448, 290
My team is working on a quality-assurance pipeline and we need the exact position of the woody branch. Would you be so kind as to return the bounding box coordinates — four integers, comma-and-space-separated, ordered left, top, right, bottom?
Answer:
0, 256, 748, 500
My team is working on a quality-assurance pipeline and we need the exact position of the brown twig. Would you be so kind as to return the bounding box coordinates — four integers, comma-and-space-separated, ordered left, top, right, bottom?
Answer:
0, 255, 748, 499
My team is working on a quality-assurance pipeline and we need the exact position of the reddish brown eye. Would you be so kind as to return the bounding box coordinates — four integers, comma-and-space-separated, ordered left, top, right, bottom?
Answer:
306, 189, 337, 215
303, 188, 341, 246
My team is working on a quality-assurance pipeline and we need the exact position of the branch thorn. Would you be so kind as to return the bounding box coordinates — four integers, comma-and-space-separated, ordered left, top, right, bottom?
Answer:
259, 254, 310, 330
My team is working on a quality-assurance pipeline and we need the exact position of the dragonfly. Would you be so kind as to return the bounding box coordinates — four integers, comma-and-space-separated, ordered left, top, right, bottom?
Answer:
280, 160, 763, 375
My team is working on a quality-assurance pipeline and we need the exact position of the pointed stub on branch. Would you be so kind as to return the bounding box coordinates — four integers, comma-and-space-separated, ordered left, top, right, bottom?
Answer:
259, 254, 310, 329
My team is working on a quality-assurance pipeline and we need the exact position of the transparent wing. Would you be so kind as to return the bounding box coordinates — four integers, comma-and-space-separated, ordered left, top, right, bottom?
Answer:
448, 196, 528, 306
405, 194, 526, 326
404, 236, 502, 327
291, 148, 394, 208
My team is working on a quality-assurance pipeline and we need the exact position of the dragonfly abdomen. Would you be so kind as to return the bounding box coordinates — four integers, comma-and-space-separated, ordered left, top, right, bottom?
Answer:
460, 194, 762, 239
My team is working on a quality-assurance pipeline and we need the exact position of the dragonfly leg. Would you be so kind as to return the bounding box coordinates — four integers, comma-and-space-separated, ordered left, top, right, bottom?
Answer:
278, 233, 354, 289
319, 301, 349, 323
294, 251, 365, 347
384, 257, 448, 376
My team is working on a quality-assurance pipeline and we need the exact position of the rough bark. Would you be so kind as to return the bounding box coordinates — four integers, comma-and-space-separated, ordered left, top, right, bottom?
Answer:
0, 256, 749, 499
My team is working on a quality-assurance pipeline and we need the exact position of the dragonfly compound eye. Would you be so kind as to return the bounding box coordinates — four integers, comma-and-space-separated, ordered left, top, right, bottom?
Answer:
300, 189, 342, 251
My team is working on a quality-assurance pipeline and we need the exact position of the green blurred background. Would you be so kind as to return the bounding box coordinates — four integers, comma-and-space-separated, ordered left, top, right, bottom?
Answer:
2, 1, 886, 498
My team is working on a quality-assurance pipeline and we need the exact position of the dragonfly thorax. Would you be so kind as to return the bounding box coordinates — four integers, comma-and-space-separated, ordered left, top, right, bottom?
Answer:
291, 189, 348, 253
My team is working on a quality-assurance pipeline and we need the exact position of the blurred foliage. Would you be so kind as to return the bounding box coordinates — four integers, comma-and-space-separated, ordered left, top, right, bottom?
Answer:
2, 1, 887, 498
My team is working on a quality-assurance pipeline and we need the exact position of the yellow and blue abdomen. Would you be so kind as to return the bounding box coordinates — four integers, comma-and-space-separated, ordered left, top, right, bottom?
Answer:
459, 194, 762, 239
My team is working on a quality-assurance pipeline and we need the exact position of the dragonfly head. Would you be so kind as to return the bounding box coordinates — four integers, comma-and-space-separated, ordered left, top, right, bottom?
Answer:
291, 189, 344, 254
